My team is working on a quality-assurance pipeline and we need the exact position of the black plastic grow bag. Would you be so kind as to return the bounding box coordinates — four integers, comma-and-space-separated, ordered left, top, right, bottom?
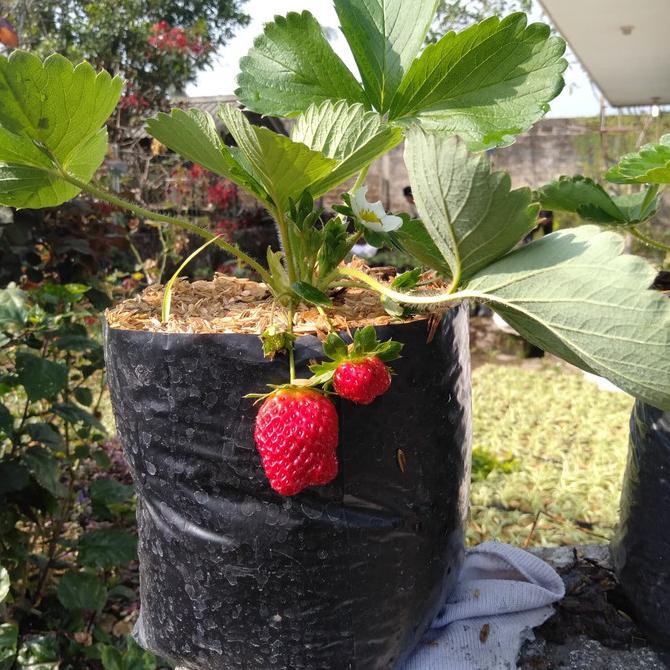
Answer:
104, 305, 472, 670
612, 401, 670, 646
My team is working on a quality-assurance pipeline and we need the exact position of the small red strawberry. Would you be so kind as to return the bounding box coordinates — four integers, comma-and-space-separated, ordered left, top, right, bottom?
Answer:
253, 388, 339, 496
333, 356, 392, 405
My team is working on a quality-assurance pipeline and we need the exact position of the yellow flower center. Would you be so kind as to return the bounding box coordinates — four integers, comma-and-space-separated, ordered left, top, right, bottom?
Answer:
359, 209, 380, 223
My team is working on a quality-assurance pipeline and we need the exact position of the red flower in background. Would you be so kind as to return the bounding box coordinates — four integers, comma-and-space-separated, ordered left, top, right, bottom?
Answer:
188, 164, 208, 180
92, 202, 119, 216
213, 218, 238, 239
0, 18, 19, 48
207, 182, 237, 210
148, 21, 209, 55
119, 92, 149, 110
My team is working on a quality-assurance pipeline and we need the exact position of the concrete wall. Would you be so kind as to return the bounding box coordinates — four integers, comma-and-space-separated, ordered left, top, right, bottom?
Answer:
490, 118, 595, 189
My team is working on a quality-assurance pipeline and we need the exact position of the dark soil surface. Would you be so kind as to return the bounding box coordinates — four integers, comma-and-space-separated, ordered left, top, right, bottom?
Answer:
520, 546, 669, 669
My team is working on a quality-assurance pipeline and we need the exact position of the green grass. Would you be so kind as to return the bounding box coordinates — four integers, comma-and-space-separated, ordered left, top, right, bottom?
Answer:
468, 360, 634, 547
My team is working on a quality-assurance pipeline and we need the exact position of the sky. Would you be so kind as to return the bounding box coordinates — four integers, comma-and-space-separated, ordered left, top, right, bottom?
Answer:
186, 0, 603, 118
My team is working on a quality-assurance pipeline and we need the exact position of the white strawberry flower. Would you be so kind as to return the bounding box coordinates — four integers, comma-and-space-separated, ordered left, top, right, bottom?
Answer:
350, 186, 403, 233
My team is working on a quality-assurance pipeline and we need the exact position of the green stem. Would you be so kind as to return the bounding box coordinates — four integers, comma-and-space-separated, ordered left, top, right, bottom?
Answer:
156, 224, 169, 284
630, 226, 670, 254
287, 304, 296, 384
275, 208, 298, 284
338, 267, 476, 306
352, 166, 369, 191
333, 280, 370, 290
59, 172, 273, 284
126, 235, 151, 283
640, 184, 660, 215
345, 230, 363, 253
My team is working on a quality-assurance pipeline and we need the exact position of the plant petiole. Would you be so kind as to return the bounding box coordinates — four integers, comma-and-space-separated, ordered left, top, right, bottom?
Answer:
274, 208, 299, 285
338, 267, 477, 306
352, 166, 369, 192
57, 171, 273, 284
630, 225, 670, 254
287, 303, 296, 384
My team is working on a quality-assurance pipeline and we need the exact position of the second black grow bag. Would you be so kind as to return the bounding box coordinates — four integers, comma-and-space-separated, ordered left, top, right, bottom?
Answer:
104, 304, 472, 670
612, 401, 670, 646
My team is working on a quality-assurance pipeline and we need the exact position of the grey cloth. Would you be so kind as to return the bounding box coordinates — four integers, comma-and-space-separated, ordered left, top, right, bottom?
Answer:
403, 542, 565, 670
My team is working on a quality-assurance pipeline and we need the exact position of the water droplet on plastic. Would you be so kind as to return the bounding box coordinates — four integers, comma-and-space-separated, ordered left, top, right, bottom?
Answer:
301, 503, 322, 520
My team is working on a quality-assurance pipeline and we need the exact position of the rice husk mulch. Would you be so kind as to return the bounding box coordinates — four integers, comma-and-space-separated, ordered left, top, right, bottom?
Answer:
105, 266, 450, 337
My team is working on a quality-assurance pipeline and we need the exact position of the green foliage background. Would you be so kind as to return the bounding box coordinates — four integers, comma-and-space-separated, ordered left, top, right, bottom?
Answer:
0, 284, 161, 668
4, 0, 249, 104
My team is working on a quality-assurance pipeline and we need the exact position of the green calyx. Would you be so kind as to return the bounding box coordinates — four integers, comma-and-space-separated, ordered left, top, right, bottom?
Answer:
244, 383, 326, 404
308, 325, 403, 387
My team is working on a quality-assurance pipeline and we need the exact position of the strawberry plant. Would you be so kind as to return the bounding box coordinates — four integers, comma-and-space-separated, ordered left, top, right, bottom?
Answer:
537, 135, 670, 256
1, 1, 670, 500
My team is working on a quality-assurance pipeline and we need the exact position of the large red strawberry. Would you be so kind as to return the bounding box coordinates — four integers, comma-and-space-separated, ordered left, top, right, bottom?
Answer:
333, 356, 391, 405
253, 388, 339, 496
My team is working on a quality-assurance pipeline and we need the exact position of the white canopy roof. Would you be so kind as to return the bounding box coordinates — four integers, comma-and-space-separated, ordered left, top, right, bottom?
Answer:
539, 0, 670, 106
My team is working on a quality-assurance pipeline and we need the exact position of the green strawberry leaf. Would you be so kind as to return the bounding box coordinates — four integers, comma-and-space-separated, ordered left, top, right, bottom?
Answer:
605, 134, 670, 184
389, 14, 567, 150
390, 216, 452, 277
218, 104, 337, 212
613, 191, 660, 224
291, 281, 332, 308
362, 227, 387, 248
405, 129, 538, 286
236, 11, 366, 117
146, 107, 269, 206
333, 0, 439, 113
100, 637, 157, 670
536, 175, 659, 224
464, 226, 670, 411
0, 51, 122, 208
392, 268, 422, 290
291, 101, 403, 196
381, 268, 422, 318
237, 9, 563, 150
317, 218, 355, 280
265, 249, 290, 298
